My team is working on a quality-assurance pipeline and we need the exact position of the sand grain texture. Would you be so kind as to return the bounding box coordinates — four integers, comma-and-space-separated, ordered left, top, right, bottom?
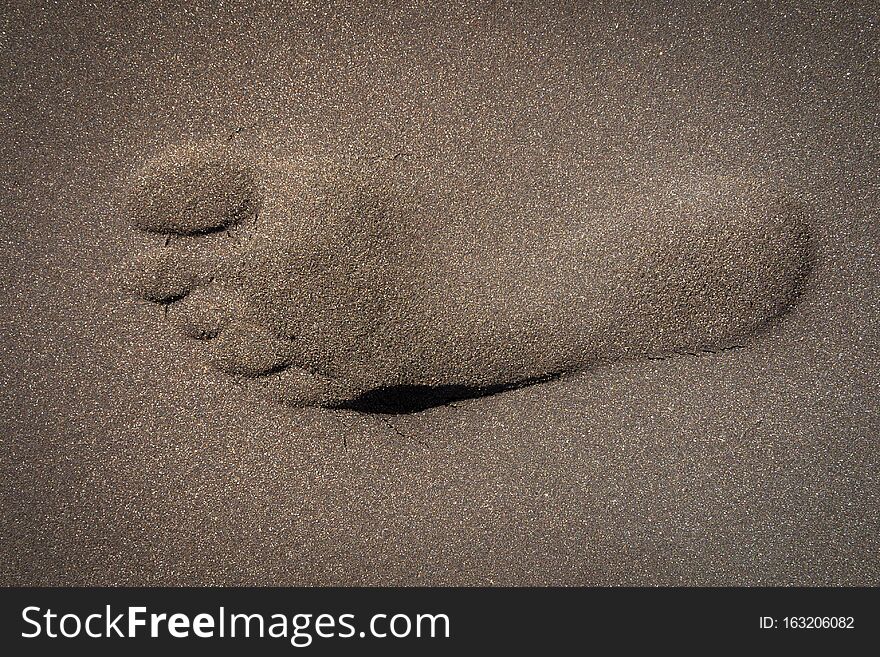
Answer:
1, 0, 877, 585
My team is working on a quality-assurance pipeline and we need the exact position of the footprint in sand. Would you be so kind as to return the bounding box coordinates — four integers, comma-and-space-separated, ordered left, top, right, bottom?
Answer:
123, 139, 814, 413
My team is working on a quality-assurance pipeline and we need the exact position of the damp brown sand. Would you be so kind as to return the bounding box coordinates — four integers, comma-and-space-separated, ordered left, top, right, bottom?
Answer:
1, 1, 877, 585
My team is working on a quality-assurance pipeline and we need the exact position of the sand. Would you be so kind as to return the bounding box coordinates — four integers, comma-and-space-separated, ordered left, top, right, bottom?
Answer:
1, 0, 877, 585
123, 138, 813, 412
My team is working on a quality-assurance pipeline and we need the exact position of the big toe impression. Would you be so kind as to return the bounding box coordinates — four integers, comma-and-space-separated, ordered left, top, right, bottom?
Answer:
127, 141, 259, 235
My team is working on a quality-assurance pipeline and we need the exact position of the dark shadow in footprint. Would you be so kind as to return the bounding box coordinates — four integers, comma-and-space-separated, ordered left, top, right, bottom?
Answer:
333, 375, 563, 415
